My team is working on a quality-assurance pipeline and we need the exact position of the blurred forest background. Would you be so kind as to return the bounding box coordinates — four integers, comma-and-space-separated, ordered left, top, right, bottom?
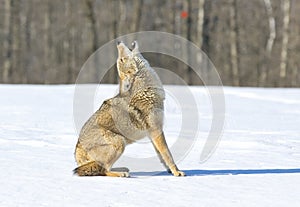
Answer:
0, 0, 299, 87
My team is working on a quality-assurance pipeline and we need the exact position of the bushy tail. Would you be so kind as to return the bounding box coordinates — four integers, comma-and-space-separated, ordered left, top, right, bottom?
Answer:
73, 161, 105, 176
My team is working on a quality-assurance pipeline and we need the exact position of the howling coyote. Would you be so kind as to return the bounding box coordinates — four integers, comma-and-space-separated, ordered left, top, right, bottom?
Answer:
74, 41, 185, 177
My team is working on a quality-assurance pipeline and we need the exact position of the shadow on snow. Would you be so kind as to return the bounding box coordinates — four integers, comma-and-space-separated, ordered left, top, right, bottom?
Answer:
131, 168, 300, 177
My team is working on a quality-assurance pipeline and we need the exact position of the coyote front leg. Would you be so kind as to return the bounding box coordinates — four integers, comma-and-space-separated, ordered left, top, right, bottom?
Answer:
150, 131, 185, 176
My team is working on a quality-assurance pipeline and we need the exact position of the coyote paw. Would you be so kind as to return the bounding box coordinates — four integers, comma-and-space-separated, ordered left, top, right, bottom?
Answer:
120, 172, 130, 177
173, 170, 186, 177
106, 171, 130, 177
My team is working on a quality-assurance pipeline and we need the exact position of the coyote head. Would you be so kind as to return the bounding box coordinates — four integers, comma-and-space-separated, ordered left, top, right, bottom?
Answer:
117, 41, 149, 94
117, 41, 147, 76
117, 41, 136, 79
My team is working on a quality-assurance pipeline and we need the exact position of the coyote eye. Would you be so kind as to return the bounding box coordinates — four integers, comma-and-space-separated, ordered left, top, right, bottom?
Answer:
120, 58, 125, 63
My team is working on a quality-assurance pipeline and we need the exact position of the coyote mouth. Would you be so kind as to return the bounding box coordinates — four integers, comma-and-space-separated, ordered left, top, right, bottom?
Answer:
117, 41, 131, 58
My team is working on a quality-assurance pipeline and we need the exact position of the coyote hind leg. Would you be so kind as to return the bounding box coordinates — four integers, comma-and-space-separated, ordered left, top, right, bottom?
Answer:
75, 127, 129, 177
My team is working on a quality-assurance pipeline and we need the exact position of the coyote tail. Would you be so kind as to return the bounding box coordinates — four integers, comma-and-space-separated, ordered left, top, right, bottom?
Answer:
73, 161, 105, 176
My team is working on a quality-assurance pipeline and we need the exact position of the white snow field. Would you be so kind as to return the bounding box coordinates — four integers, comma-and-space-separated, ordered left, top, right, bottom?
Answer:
0, 84, 300, 207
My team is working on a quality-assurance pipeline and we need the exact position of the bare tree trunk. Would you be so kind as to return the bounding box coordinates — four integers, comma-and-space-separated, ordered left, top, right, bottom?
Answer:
131, 0, 143, 32
112, 0, 118, 38
9, 0, 21, 83
291, 66, 298, 86
27, 1, 37, 83
291, 0, 298, 87
73, 3, 81, 84
43, 2, 51, 84
182, 0, 191, 84
21, 0, 31, 84
193, 0, 205, 84
118, 0, 126, 35
172, 1, 189, 83
3, 0, 12, 83
280, 0, 290, 86
197, 0, 205, 49
229, 0, 240, 86
201, 0, 211, 54
65, 0, 72, 83
174, 0, 181, 35
264, 0, 276, 55
85, 0, 98, 52
85, 0, 99, 82
260, 0, 276, 86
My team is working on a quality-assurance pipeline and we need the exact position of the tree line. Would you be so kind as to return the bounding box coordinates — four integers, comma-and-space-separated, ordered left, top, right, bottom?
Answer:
0, 0, 299, 87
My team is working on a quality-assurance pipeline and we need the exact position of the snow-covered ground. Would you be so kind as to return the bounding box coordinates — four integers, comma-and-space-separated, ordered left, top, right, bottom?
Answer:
0, 84, 300, 207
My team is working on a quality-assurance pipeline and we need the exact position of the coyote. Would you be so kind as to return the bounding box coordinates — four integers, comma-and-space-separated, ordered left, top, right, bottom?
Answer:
74, 41, 185, 177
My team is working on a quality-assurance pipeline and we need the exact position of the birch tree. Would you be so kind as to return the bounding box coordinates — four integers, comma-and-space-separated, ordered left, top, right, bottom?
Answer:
264, 0, 276, 56
197, 0, 205, 49
280, 0, 291, 85
259, 0, 276, 86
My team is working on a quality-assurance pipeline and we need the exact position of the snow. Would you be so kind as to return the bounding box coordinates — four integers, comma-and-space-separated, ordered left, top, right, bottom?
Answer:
0, 84, 300, 207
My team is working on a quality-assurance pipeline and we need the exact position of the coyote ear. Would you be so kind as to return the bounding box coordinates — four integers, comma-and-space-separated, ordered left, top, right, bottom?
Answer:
132, 41, 140, 54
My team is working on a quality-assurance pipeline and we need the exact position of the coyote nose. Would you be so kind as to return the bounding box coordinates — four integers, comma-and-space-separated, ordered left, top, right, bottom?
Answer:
117, 40, 122, 45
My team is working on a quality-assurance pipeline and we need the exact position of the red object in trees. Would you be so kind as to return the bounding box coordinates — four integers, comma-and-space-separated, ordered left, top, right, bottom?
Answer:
181, 11, 188, 19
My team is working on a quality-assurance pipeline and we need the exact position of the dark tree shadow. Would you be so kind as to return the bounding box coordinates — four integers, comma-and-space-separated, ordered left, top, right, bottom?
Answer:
131, 168, 300, 177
